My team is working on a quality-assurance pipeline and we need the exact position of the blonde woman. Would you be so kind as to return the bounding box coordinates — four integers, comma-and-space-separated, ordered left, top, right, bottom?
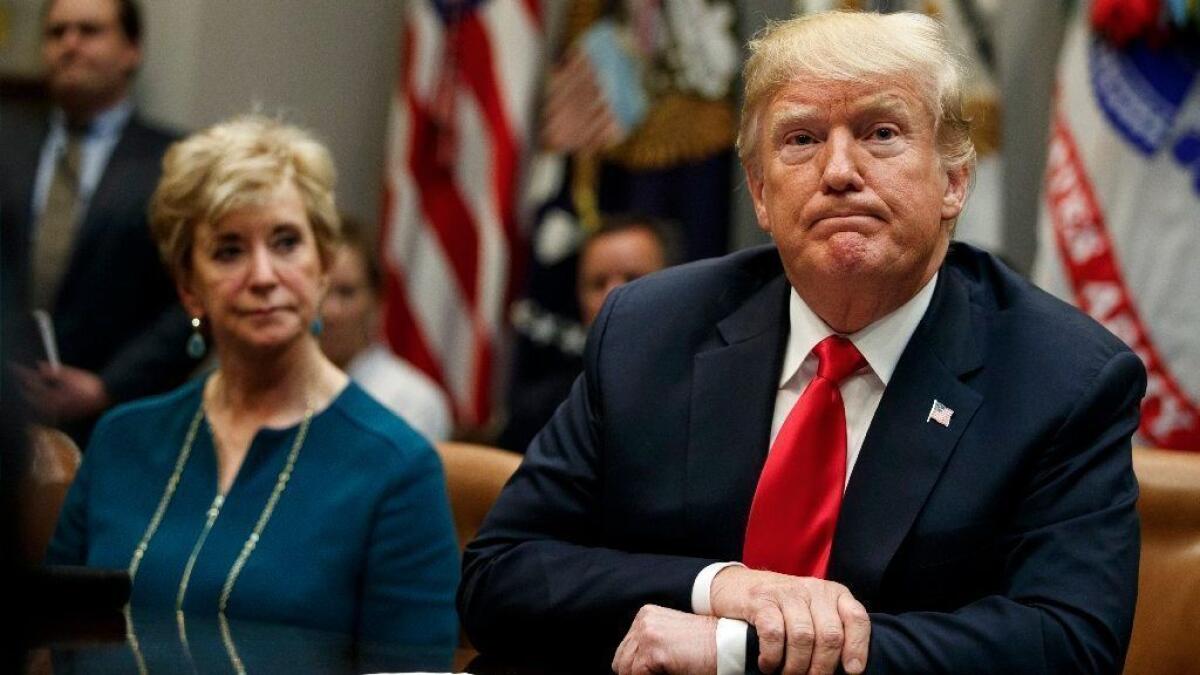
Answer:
47, 116, 459, 650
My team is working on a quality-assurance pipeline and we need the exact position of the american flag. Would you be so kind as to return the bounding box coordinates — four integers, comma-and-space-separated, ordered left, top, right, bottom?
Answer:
927, 399, 954, 428
380, 0, 544, 427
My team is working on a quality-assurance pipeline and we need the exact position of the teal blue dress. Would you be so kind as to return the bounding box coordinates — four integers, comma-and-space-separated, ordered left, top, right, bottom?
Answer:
47, 377, 460, 650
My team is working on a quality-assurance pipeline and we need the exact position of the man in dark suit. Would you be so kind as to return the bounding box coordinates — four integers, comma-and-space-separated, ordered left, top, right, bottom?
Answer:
1, 0, 190, 444
460, 11, 1145, 675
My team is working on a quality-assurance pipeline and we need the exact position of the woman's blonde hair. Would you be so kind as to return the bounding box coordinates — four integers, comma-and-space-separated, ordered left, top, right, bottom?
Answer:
150, 115, 341, 283
737, 11, 975, 175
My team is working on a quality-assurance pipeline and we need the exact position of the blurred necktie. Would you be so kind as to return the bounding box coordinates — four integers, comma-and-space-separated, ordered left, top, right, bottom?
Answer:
32, 129, 85, 311
743, 335, 866, 577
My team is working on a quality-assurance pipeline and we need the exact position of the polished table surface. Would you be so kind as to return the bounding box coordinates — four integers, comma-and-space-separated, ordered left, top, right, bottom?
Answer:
18, 607, 607, 675
11, 566, 608, 674
21, 607, 463, 674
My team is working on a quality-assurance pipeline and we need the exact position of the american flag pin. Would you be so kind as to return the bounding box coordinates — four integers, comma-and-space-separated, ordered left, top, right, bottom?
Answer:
927, 399, 954, 427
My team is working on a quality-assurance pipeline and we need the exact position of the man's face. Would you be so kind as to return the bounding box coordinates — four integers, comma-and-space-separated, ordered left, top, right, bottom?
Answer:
577, 228, 666, 327
42, 0, 140, 111
746, 76, 969, 298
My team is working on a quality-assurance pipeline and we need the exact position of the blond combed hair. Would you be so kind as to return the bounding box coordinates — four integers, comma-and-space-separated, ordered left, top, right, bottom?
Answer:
150, 115, 341, 283
737, 11, 975, 175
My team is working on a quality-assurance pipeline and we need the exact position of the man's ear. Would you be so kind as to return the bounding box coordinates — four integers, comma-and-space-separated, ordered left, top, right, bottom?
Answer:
120, 40, 142, 80
744, 161, 772, 236
941, 162, 971, 221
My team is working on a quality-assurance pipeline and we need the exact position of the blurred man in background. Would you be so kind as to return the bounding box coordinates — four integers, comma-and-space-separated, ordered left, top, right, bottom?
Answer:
576, 216, 672, 327
1, 0, 190, 445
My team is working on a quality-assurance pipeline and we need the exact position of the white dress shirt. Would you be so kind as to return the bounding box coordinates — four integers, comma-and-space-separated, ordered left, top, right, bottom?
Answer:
693, 274, 939, 674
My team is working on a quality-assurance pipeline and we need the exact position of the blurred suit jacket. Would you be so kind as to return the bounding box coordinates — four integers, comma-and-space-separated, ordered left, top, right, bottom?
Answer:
460, 243, 1145, 674
0, 106, 191, 442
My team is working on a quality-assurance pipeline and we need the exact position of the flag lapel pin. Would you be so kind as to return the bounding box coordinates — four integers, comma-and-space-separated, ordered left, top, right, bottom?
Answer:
927, 399, 954, 427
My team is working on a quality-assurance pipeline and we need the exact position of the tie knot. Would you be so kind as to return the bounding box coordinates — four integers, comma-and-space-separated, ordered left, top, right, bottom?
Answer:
813, 335, 865, 384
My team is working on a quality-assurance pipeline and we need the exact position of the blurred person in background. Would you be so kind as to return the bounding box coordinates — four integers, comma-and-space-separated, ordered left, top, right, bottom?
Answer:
0, 0, 191, 445
499, 215, 674, 452
46, 116, 460, 651
576, 216, 673, 328
319, 216, 453, 442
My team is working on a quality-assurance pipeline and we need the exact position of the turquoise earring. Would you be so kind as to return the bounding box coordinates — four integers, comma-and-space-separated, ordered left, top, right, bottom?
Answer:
310, 316, 324, 336
187, 316, 206, 359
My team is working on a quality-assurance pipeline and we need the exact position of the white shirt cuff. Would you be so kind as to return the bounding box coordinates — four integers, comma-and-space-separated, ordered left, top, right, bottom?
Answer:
691, 561, 744, 615
716, 617, 749, 675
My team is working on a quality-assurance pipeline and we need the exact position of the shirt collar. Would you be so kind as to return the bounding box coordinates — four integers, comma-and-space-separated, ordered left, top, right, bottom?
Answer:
49, 98, 134, 140
779, 272, 939, 388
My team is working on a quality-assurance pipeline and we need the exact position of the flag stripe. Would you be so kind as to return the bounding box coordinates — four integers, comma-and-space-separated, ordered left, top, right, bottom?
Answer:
481, 0, 543, 151
387, 115, 479, 410
457, 15, 521, 249
387, 38, 478, 413
403, 96, 482, 308
521, 0, 541, 29
382, 0, 543, 425
477, 1, 541, 296
454, 93, 508, 341
408, 3, 444, 101
382, 250, 444, 389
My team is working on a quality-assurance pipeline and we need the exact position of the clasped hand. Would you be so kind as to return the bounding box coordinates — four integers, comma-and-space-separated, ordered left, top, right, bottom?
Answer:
613, 568, 870, 675
12, 361, 110, 423
712, 567, 870, 674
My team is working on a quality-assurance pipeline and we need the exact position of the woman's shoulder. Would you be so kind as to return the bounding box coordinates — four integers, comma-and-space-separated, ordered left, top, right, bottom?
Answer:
322, 382, 443, 472
84, 377, 206, 461
91, 378, 205, 440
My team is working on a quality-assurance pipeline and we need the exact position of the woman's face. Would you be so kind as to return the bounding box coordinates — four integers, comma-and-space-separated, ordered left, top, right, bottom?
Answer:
181, 181, 327, 356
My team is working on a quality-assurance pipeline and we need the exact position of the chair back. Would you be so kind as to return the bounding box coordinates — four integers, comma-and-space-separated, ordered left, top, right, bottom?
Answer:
19, 426, 82, 565
434, 442, 522, 550
1125, 446, 1200, 674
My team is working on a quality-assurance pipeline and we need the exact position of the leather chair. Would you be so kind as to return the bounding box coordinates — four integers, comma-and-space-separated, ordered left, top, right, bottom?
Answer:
19, 425, 82, 565
434, 441, 522, 550
1125, 446, 1200, 674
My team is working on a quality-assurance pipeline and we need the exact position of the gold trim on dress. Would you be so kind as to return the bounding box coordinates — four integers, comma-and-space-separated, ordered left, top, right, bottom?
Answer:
124, 393, 313, 620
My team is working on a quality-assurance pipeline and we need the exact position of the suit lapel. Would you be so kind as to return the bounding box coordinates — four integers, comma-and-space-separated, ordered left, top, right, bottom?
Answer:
6, 117, 51, 241
686, 272, 790, 560
827, 268, 984, 605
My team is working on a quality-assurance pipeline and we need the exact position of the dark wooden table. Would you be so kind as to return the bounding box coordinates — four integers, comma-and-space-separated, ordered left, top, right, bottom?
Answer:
15, 607, 615, 674
18, 607, 470, 674
9, 567, 612, 674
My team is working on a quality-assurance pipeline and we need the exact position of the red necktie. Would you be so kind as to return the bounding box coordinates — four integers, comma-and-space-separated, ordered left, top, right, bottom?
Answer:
743, 335, 866, 578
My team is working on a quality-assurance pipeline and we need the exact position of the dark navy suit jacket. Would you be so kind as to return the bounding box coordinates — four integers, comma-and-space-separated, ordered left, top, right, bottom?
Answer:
460, 243, 1145, 673
1, 106, 191, 440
